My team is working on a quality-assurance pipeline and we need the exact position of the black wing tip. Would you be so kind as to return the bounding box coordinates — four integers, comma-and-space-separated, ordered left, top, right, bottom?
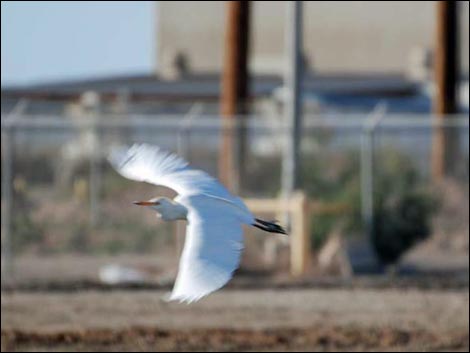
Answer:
254, 218, 288, 235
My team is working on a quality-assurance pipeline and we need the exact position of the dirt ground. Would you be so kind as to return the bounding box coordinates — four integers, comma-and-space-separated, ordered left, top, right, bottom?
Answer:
2, 288, 469, 352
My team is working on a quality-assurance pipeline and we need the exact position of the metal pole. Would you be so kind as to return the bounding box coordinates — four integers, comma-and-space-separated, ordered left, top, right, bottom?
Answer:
88, 100, 101, 228
432, 0, 459, 181
282, 1, 303, 202
175, 103, 203, 257
1, 100, 27, 286
360, 104, 387, 247
361, 128, 375, 244
89, 125, 100, 227
219, 0, 250, 193
1, 124, 13, 286
177, 103, 204, 162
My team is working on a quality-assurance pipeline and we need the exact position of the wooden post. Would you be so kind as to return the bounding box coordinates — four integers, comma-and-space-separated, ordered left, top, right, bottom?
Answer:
244, 194, 311, 276
219, 1, 250, 192
432, 0, 459, 181
244, 196, 349, 276
290, 192, 310, 276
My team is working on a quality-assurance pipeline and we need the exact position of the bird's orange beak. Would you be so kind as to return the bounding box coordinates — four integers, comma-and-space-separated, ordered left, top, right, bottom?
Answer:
133, 201, 159, 206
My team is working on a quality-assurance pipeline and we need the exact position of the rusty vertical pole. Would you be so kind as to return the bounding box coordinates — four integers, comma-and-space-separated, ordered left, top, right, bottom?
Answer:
219, 1, 250, 192
432, 0, 459, 181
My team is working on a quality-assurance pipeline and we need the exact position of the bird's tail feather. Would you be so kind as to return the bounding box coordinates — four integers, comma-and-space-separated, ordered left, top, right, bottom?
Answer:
253, 218, 288, 235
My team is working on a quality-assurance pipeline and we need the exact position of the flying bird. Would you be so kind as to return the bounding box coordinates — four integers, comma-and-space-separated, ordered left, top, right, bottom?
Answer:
108, 144, 286, 303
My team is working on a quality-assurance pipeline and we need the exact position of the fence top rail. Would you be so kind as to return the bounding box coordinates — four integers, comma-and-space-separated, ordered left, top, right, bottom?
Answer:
1, 114, 469, 130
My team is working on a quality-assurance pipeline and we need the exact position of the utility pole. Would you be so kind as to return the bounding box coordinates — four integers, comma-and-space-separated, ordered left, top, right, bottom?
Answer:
282, 1, 303, 201
432, 0, 459, 181
219, 1, 250, 192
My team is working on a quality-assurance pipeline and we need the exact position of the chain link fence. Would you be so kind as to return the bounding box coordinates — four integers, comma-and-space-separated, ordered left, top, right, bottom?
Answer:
1, 113, 468, 287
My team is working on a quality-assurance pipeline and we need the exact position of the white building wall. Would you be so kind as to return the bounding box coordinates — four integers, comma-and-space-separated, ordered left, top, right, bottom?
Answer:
158, 1, 469, 76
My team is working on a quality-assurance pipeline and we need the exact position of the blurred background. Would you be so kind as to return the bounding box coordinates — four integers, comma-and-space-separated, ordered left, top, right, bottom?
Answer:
1, 1, 469, 352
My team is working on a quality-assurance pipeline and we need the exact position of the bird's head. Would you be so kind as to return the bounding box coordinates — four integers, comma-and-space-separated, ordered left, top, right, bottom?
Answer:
133, 197, 186, 220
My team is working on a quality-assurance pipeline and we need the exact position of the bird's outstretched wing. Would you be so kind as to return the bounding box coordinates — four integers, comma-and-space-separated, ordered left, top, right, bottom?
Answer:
170, 195, 244, 303
108, 143, 233, 200
109, 144, 253, 302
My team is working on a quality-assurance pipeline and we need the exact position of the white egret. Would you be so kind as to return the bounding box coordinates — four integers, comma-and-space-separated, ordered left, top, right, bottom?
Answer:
108, 143, 286, 303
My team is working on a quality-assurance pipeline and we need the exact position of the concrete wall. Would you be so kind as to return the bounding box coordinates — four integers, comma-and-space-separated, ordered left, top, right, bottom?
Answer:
158, 1, 469, 76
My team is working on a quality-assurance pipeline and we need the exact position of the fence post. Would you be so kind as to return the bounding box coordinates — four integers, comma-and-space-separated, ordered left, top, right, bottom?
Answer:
1, 123, 13, 286
175, 103, 204, 256
177, 103, 203, 163
290, 191, 310, 276
361, 104, 386, 246
89, 116, 101, 227
361, 127, 375, 246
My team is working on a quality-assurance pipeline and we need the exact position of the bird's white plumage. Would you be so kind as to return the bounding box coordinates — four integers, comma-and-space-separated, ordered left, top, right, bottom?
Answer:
170, 195, 244, 303
108, 143, 254, 303
109, 144, 234, 201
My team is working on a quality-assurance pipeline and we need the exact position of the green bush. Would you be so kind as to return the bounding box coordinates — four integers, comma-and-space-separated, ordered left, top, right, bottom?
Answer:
9, 178, 46, 253
11, 213, 45, 253
373, 190, 436, 265
372, 150, 438, 264
300, 151, 362, 249
299, 148, 437, 265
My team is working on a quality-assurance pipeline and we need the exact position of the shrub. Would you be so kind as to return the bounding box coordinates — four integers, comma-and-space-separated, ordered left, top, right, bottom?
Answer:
300, 148, 437, 265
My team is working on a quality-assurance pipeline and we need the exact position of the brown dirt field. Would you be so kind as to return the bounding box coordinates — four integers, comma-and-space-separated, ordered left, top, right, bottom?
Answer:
2, 326, 468, 352
2, 288, 469, 352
